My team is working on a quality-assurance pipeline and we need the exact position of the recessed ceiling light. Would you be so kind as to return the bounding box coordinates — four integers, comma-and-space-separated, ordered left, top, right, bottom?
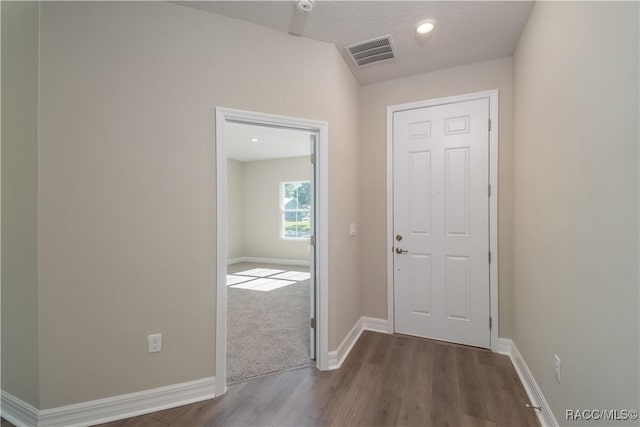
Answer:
251, 138, 259, 142
416, 20, 435, 35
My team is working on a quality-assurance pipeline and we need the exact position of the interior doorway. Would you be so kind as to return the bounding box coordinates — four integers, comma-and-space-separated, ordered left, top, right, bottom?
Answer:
225, 122, 315, 383
215, 108, 329, 396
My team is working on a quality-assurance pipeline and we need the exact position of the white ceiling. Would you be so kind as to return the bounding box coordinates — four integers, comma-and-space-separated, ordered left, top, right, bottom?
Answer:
177, 1, 534, 85
226, 122, 311, 162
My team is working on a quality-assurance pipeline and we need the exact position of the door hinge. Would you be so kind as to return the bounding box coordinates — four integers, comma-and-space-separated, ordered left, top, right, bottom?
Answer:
488, 118, 492, 132
488, 251, 492, 264
310, 153, 316, 164
310, 318, 316, 329
310, 235, 316, 246
489, 317, 492, 329
488, 185, 492, 198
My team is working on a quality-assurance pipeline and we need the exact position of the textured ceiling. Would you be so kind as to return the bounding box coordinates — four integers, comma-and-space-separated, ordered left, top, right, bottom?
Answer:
177, 1, 533, 85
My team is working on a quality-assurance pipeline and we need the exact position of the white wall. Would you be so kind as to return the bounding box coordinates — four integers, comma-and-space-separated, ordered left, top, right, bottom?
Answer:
1, 1, 40, 407
512, 1, 639, 423
358, 57, 514, 338
37, 1, 360, 409
227, 159, 244, 260
242, 156, 310, 261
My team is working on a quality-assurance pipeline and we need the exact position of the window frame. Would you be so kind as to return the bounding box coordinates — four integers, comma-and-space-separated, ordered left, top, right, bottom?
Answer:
280, 180, 311, 241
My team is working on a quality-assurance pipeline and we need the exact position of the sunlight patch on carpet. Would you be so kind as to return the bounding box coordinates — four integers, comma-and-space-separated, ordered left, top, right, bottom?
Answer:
230, 277, 296, 292
235, 268, 285, 277
271, 271, 311, 281
226, 275, 256, 286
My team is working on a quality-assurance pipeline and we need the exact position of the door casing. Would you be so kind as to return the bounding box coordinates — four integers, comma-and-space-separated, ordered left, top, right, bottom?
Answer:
385, 90, 499, 351
215, 107, 329, 396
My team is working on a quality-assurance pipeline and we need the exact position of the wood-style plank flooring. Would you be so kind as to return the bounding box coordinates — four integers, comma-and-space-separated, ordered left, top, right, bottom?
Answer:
95, 331, 539, 427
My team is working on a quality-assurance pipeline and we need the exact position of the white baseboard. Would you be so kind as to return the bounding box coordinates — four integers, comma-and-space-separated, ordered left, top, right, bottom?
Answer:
1, 391, 38, 427
327, 316, 389, 370
361, 316, 389, 333
227, 256, 310, 267
328, 318, 363, 370
2, 377, 216, 427
498, 338, 558, 427
498, 337, 512, 355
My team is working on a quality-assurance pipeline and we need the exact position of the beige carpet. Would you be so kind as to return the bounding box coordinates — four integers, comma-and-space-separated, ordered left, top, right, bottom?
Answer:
226, 262, 311, 384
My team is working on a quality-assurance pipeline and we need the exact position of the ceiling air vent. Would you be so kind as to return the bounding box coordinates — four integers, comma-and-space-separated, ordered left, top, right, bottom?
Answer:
345, 35, 396, 67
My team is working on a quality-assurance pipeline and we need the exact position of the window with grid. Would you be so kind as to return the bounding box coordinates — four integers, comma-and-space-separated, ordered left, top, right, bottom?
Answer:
281, 181, 310, 239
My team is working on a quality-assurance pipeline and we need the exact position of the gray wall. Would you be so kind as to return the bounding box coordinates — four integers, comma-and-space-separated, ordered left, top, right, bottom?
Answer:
512, 1, 639, 423
37, 1, 360, 409
242, 157, 310, 261
5, 1, 638, 418
227, 156, 311, 261
1, 1, 40, 407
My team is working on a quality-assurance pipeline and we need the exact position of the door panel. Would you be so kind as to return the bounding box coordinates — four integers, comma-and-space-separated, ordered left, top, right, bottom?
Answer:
409, 151, 431, 234
393, 98, 490, 348
410, 254, 432, 315
444, 147, 470, 236
445, 255, 470, 320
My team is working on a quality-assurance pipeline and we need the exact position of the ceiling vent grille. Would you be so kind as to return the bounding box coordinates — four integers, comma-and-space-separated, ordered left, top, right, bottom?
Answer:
345, 35, 396, 67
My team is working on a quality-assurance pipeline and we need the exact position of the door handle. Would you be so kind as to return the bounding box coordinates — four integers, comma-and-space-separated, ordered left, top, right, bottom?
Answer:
395, 247, 408, 254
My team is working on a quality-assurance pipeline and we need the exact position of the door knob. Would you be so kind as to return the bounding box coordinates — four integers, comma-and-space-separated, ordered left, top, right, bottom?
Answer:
395, 247, 408, 254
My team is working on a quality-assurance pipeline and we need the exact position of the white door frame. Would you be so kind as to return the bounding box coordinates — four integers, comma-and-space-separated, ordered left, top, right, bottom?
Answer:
215, 107, 329, 396
385, 90, 499, 352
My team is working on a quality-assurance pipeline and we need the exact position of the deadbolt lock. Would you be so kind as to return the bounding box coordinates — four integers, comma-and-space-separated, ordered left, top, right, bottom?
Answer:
395, 234, 403, 241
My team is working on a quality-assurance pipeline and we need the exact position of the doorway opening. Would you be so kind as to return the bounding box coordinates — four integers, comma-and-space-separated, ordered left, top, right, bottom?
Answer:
215, 108, 329, 396
226, 123, 314, 383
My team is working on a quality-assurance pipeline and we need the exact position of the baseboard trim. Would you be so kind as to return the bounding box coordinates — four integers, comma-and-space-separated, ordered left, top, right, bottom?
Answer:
227, 256, 310, 267
2, 377, 216, 427
498, 338, 558, 427
361, 316, 389, 333
327, 316, 389, 370
497, 337, 512, 355
1, 391, 39, 427
328, 318, 363, 370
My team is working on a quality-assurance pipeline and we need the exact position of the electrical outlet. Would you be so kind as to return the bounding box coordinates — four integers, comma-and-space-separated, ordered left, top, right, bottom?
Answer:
554, 354, 561, 382
148, 334, 162, 353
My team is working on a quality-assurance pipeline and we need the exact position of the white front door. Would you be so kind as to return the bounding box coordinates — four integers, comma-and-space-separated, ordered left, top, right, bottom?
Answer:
393, 98, 491, 348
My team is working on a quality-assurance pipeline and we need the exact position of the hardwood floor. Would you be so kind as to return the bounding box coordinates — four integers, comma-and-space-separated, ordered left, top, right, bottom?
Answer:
96, 331, 539, 427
